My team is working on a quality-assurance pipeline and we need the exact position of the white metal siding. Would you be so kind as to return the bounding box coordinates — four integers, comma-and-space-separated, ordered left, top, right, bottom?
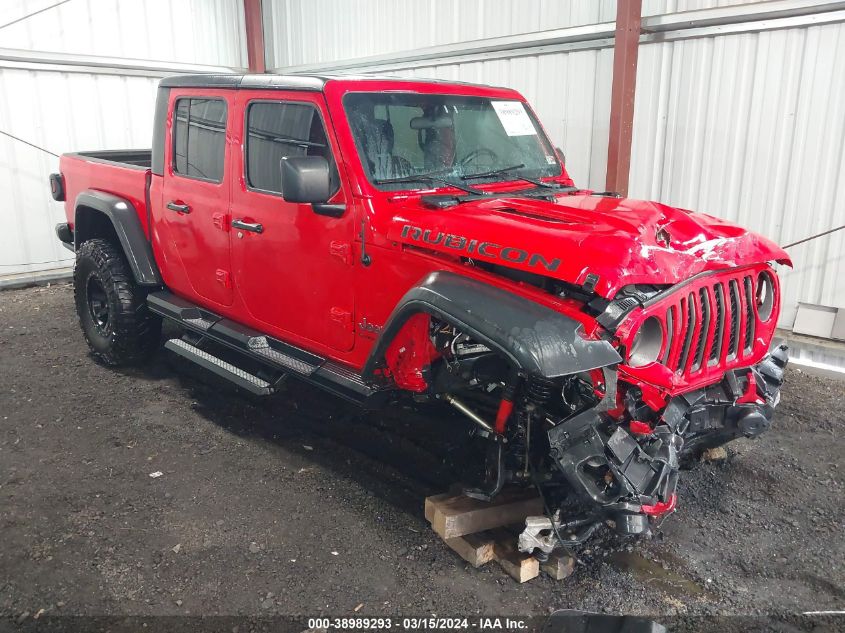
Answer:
0, 0, 248, 282
1, 0, 248, 67
642, 0, 771, 14
265, 0, 778, 68
0, 69, 159, 277
265, 0, 618, 67
629, 22, 845, 327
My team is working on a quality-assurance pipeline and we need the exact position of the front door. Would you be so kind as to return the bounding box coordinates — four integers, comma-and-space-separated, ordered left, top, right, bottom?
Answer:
158, 91, 233, 307
229, 91, 356, 352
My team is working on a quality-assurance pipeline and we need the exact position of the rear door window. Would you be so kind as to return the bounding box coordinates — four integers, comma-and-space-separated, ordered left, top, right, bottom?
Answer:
245, 101, 337, 195
172, 98, 227, 182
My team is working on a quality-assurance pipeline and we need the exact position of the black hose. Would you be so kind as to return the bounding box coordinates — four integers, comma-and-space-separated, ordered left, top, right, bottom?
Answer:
559, 520, 603, 545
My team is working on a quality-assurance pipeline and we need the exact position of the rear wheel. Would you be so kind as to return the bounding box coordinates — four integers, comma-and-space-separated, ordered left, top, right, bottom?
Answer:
73, 238, 161, 366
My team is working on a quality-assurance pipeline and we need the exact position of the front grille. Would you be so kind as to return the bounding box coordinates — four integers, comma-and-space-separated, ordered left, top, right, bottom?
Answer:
658, 270, 762, 379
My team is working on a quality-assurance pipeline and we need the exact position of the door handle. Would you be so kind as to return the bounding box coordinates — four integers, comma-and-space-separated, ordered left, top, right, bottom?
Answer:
166, 201, 191, 214
231, 219, 264, 234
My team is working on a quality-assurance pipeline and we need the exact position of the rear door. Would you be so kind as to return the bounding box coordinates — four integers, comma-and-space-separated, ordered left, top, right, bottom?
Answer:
158, 90, 233, 307
229, 90, 356, 352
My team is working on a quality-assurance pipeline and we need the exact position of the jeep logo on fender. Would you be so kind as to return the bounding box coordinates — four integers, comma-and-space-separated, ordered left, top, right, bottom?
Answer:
401, 224, 561, 272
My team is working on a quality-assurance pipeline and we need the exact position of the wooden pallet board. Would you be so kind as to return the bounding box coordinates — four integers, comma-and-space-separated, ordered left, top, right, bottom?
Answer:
489, 528, 540, 583
426, 488, 544, 540
424, 489, 575, 583
444, 532, 496, 568
541, 550, 576, 580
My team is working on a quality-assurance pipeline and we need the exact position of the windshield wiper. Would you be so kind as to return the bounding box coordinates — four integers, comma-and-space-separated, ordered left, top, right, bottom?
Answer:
461, 164, 577, 192
460, 163, 525, 181
374, 170, 486, 196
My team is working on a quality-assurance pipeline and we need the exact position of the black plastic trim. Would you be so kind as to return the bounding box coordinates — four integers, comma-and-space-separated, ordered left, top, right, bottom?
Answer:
160, 74, 327, 91
147, 290, 386, 405
363, 271, 622, 382
55, 223, 73, 251
312, 203, 346, 217
151, 86, 170, 176
74, 190, 162, 286
157, 73, 510, 93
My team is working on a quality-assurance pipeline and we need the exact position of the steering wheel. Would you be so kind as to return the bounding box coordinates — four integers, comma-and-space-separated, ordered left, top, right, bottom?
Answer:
459, 147, 498, 171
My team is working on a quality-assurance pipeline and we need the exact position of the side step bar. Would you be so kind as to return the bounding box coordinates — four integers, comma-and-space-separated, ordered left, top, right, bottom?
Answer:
149, 290, 389, 405
165, 338, 276, 396
148, 291, 322, 377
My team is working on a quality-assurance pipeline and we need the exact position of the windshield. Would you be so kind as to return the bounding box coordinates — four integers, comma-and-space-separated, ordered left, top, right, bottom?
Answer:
343, 92, 561, 190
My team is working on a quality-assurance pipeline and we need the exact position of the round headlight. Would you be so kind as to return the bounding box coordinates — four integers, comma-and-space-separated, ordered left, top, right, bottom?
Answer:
756, 271, 775, 322
628, 316, 664, 367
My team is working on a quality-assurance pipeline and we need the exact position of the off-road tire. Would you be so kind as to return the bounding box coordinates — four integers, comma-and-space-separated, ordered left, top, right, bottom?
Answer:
73, 238, 161, 366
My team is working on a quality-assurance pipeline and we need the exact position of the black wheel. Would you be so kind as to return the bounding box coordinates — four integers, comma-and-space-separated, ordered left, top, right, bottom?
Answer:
73, 238, 161, 366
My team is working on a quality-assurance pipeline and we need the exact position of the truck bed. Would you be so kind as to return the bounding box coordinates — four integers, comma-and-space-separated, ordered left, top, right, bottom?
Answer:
71, 149, 152, 168
60, 149, 152, 237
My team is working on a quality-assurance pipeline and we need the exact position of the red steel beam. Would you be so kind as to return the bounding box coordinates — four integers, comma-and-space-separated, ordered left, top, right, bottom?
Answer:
244, 0, 266, 73
605, 0, 642, 196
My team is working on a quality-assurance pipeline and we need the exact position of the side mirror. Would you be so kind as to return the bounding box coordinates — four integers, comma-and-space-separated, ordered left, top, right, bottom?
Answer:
280, 156, 332, 204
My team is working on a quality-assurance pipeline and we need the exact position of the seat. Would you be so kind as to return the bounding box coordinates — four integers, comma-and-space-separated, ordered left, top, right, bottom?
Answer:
364, 119, 413, 180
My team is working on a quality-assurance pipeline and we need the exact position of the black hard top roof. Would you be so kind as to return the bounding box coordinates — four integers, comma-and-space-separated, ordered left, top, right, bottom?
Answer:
158, 73, 509, 92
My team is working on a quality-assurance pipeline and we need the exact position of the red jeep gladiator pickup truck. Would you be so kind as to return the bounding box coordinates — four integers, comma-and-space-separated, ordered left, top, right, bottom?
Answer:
52, 73, 790, 554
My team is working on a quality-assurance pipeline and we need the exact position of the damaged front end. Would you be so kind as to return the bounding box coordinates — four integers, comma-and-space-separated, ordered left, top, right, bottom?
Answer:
519, 345, 789, 556
374, 269, 789, 555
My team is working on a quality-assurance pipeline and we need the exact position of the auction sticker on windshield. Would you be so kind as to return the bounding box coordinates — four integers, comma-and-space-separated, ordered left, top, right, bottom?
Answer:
491, 100, 536, 136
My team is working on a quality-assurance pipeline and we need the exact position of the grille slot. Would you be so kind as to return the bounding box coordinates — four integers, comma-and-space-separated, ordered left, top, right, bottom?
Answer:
743, 276, 755, 352
692, 288, 710, 370
710, 283, 725, 363
651, 272, 765, 379
728, 279, 741, 358
676, 294, 697, 371
662, 306, 675, 365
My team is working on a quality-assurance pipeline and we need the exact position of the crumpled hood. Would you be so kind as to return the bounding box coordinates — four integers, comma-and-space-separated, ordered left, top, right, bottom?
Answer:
387, 194, 792, 299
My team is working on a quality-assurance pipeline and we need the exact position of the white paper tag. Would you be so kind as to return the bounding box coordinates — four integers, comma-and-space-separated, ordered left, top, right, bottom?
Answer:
491, 101, 536, 136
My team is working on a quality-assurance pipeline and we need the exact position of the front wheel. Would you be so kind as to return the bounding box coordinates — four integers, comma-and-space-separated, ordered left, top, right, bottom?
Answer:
73, 238, 161, 366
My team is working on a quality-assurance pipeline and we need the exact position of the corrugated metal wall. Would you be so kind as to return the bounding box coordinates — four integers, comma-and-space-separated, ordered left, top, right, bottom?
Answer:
267, 0, 617, 67
0, 0, 246, 283
265, 0, 772, 68
0, 70, 160, 279
629, 22, 845, 327
2, 0, 247, 66
267, 0, 844, 330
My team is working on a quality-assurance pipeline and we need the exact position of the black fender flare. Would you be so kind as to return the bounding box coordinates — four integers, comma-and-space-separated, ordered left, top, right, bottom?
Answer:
362, 271, 621, 382
73, 190, 162, 286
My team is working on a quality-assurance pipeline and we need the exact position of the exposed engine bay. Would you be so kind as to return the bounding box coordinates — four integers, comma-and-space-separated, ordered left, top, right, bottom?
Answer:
415, 311, 789, 558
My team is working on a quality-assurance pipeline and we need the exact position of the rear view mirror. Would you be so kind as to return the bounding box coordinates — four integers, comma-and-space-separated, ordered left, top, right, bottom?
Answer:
280, 156, 332, 204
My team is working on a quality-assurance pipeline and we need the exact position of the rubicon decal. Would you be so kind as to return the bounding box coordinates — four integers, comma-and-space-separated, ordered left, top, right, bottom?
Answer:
401, 224, 561, 272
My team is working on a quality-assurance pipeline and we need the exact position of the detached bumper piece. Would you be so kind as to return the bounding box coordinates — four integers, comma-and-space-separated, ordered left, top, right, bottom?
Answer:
546, 407, 682, 540
673, 343, 789, 456
525, 345, 789, 553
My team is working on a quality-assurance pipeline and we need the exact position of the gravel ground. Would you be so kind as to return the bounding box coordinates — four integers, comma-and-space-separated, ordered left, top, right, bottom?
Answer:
1, 284, 843, 631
